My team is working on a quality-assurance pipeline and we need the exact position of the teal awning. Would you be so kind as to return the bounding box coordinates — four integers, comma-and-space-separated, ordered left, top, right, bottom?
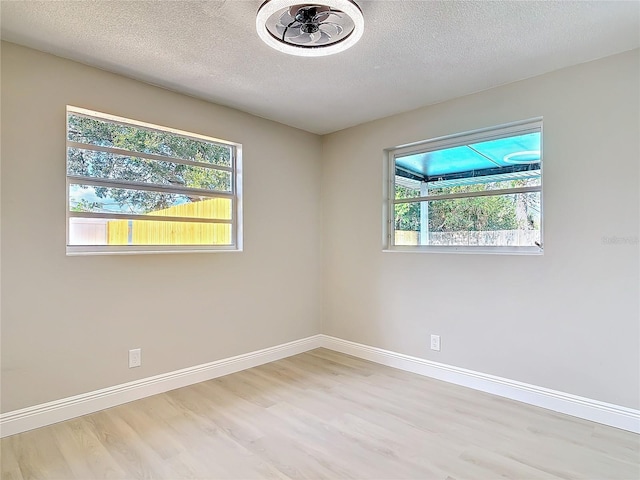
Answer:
396, 132, 541, 182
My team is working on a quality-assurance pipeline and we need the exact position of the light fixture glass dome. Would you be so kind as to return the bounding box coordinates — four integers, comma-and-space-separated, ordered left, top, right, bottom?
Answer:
256, 0, 364, 57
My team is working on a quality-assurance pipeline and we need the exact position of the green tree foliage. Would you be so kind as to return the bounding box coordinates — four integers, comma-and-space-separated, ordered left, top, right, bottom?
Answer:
427, 184, 518, 232
70, 199, 103, 212
394, 180, 539, 232
394, 186, 420, 230
67, 115, 231, 213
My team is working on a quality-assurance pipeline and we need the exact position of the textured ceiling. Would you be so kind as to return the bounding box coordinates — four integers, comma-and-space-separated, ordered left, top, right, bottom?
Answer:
1, 1, 639, 134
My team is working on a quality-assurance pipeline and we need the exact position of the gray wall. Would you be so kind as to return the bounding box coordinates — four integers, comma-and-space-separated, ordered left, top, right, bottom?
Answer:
1, 42, 322, 412
2, 42, 638, 414
321, 50, 640, 409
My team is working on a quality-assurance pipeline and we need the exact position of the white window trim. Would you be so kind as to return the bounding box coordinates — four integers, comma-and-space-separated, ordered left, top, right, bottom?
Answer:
66, 106, 243, 255
383, 118, 543, 255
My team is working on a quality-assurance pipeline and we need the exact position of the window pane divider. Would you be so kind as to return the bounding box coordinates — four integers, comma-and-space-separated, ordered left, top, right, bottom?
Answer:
391, 119, 542, 158
394, 185, 541, 204
67, 244, 236, 255
69, 211, 233, 224
68, 175, 235, 198
68, 109, 235, 151
67, 141, 233, 172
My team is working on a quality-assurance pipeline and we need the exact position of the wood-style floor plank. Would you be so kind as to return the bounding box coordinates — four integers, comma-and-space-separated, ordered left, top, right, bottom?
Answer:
2, 349, 638, 479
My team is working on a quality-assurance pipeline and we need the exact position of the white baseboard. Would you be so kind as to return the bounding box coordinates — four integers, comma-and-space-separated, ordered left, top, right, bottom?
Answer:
318, 335, 640, 434
3, 333, 638, 437
0, 335, 322, 438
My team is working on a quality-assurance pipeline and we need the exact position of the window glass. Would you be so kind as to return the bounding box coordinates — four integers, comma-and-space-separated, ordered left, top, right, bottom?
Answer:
66, 107, 240, 254
388, 121, 542, 253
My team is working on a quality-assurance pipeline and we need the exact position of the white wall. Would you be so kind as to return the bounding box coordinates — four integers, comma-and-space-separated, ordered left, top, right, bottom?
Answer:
0, 42, 323, 412
321, 50, 640, 409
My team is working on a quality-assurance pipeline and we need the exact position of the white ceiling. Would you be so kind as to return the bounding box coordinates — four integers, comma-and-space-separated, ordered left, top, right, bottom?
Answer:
1, 1, 638, 134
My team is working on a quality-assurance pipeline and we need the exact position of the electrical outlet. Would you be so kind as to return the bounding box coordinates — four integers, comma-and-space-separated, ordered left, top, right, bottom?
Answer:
129, 348, 141, 368
430, 335, 441, 352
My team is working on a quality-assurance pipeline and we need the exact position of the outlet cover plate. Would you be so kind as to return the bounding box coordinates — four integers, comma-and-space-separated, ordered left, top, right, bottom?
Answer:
129, 348, 141, 368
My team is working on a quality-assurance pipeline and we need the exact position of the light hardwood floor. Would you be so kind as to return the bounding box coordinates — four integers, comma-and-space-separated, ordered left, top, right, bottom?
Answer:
1, 348, 639, 479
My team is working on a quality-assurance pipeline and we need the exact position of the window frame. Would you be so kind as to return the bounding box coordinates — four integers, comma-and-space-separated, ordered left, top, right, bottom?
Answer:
66, 106, 243, 255
384, 118, 543, 255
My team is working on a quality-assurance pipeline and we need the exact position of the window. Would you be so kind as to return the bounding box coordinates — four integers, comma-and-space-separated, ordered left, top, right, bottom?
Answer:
66, 107, 242, 254
386, 119, 542, 254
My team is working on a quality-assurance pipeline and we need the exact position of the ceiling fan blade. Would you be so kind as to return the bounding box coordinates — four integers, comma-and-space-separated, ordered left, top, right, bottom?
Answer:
323, 11, 343, 19
313, 6, 332, 22
278, 22, 301, 36
315, 31, 332, 45
284, 27, 314, 44
320, 21, 344, 35
292, 33, 313, 44
277, 11, 294, 27
287, 4, 307, 17
308, 31, 321, 43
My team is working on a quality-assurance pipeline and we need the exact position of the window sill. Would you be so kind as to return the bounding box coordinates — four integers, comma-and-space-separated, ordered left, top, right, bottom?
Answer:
383, 245, 543, 255
66, 245, 242, 256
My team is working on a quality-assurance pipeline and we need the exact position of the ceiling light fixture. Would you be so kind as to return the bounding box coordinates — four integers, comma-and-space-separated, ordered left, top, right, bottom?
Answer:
256, 0, 364, 57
